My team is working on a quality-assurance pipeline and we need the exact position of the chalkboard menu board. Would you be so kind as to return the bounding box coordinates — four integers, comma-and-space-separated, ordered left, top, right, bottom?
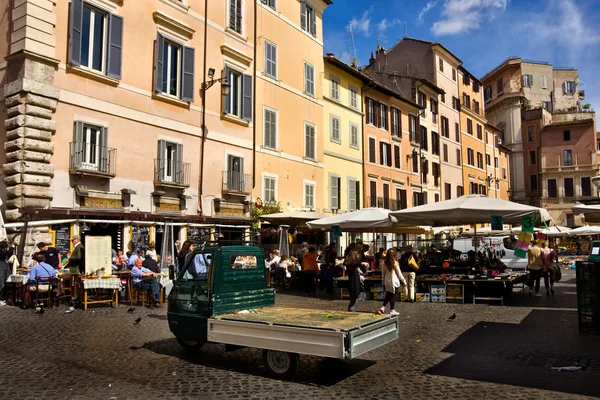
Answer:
52, 223, 71, 255
131, 226, 150, 251
187, 228, 211, 244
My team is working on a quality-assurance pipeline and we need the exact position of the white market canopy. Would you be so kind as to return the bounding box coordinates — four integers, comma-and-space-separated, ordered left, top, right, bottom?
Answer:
259, 211, 326, 226
390, 195, 551, 226
566, 225, 600, 236
573, 204, 600, 224
306, 208, 431, 234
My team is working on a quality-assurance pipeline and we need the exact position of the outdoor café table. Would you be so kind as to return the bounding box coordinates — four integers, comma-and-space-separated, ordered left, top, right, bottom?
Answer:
7, 274, 29, 305
79, 278, 120, 310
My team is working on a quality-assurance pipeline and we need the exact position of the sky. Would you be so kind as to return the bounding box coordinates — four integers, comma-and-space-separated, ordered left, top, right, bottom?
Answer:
323, 0, 600, 111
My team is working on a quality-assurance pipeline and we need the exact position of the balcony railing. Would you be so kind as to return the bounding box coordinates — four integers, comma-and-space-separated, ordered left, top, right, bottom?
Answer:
541, 152, 597, 171
154, 159, 191, 187
69, 141, 116, 177
222, 171, 252, 195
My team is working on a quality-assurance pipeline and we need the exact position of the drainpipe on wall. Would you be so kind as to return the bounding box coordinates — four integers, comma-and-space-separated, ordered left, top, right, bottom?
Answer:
252, 0, 257, 190
198, 0, 209, 218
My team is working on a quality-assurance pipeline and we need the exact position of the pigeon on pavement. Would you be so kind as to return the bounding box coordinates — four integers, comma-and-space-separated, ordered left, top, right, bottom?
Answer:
127, 307, 135, 313
447, 313, 456, 322
134, 317, 142, 325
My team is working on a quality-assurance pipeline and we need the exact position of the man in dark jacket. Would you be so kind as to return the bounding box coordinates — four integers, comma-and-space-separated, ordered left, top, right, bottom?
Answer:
142, 254, 160, 273
68, 234, 84, 274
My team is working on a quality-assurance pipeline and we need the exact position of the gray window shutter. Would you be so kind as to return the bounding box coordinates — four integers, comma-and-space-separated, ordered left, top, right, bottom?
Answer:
242, 73, 252, 120
223, 66, 231, 114
331, 176, 338, 209
310, 8, 316, 36
156, 140, 166, 181
181, 45, 195, 102
174, 143, 183, 184
69, 0, 83, 66
106, 13, 123, 79
155, 34, 165, 93
99, 126, 109, 173
300, 2, 306, 30
229, 0, 237, 29
72, 121, 84, 169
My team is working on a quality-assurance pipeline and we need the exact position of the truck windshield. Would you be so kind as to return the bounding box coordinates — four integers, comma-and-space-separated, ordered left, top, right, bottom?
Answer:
180, 251, 213, 281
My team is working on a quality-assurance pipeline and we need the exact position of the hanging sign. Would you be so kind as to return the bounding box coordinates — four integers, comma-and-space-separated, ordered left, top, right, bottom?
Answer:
521, 215, 535, 233
331, 225, 343, 238
514, 231, 532, 258
491, 216, 503, 231
514, 248, 527, 258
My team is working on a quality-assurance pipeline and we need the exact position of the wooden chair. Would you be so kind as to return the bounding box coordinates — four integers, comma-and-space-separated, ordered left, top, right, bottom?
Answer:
30, 277, 54, 308
55, 275, 74, 306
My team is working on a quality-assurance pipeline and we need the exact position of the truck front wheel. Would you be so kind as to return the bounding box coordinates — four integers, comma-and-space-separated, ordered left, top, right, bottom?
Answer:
176, 338, 204, 351
262, 350, 299, 379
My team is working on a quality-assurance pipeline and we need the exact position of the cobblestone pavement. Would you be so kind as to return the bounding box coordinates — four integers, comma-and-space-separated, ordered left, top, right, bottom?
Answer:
1, 268, 599, 400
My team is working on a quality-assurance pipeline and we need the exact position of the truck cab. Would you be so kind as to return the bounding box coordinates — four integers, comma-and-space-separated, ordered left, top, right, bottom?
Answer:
168, 245, 273, 345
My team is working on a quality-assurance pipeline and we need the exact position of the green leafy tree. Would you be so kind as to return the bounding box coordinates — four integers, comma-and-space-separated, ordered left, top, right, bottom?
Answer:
250, 198, 283, 229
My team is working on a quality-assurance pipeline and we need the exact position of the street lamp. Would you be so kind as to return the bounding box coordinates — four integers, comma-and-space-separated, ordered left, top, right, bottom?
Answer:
199, 68, 230, 216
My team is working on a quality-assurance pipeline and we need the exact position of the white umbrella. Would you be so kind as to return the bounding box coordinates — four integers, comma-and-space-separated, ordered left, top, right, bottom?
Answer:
259, 211, 326, 225
566, 225, 600, 236
573, 204, 600, 223
390, 195, 550, 226
306, 208, 430, 234
391, 195, 551, 258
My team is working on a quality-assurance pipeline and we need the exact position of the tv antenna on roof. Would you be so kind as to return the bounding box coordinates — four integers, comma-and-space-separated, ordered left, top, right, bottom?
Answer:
347, 23, 359, 67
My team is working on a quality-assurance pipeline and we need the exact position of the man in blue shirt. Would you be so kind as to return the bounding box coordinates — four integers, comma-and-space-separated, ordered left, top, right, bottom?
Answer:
29, 253, 57, 283
128, 250, 142, 267
131, 258, 161, 307
187, 252, 211, 280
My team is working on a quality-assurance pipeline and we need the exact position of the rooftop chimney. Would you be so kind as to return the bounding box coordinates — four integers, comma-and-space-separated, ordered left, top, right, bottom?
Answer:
326, 53, 334, 57
369, 52, 375, 65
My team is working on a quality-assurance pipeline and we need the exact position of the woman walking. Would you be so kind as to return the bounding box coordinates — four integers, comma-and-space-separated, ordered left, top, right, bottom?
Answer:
345, 248, 363, 312
541, 241, 558, 296
377, 248, 406, 316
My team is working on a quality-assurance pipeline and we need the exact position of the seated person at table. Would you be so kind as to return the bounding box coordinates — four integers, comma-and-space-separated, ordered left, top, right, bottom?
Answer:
142, 254, 160, 273
112, 250, 128, 271
29, 253, 57, 284
131, 258, 161, 307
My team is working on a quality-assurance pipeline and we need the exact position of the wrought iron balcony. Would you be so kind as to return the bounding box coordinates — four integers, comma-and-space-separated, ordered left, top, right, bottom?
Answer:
154, 158, 191, 187
222, 171, 252, 195
69, 141, 116, 178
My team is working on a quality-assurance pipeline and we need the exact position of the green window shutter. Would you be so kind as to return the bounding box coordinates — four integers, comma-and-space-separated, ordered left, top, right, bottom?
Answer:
181, 46, 195, 102
106, 13, 123, 79
155, 34, 165, 93
69, 0, 83, 66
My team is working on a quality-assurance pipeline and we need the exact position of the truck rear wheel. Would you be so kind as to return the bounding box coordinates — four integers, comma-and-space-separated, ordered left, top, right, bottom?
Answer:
176, 338, 204, 351
263, 350, 299, 379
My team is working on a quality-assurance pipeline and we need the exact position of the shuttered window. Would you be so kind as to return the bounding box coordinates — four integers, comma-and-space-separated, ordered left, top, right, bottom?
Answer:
432, 132, 439, 155
300, 2, 317, 36
304, 62, 315, 96
261, 0, 276, 10
330, 115, 341, 143
304, 123, 316, 160
348, 178, 358, 211
263, 108, 277, 149
394, 145, 401, 169
304, 182, 315, 208
444, 183, 451, 200
72, 121, 109, 174
548, 179, 557, 198
156, 140, 184, 184
264, 176, 277, 202
264, 40, 277, 78
224, 65, 252, 119
330, 76, 340, 100
409, 115, 418, 143
582, 177, 592, 197
154, 34, 195, 102
229, 0, 242, 34
391, 108, 400, 136
367, 98, 375, 125
455, 122, 460, 142
69, 0, 123, 79
369, 181, 377, 207
350, 123, 359, 148
369, 138, 376, 163
330, 175, 341, 210
443, 143, 448, 162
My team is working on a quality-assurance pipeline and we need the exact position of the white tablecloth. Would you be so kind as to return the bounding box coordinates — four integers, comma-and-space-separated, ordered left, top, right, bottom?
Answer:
157, 275, 173, 295
82, 278, 121, 290
7, 274, 28, 284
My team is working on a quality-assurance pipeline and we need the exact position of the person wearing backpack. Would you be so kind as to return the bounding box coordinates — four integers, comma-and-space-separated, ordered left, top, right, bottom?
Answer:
399, 245, 418, 302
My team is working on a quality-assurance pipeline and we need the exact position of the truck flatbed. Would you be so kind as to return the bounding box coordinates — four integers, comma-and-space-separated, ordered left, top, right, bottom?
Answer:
214, 306, 391, 332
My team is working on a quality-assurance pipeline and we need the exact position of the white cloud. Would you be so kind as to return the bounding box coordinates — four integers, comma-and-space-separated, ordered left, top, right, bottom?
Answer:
378, 18, 403, 33
431, 0, 508, 36
418, 1, 438, 24
347, 7, 373, 37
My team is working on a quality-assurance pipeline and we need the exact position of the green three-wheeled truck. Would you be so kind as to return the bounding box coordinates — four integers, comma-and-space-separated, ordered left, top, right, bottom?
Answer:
167, 245, 399, 378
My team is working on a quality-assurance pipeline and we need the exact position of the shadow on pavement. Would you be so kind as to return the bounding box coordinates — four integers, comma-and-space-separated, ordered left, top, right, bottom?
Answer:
141, 338, 375, 386
425, 309, 600, 397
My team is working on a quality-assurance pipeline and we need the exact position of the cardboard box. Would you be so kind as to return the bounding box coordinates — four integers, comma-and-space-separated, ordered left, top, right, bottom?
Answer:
431, 294, 446, 303
416, 293, 430, 302
431, 285, 446, 295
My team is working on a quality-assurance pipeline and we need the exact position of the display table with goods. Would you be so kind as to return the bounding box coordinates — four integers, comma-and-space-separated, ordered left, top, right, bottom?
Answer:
416, 270, 529, 305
